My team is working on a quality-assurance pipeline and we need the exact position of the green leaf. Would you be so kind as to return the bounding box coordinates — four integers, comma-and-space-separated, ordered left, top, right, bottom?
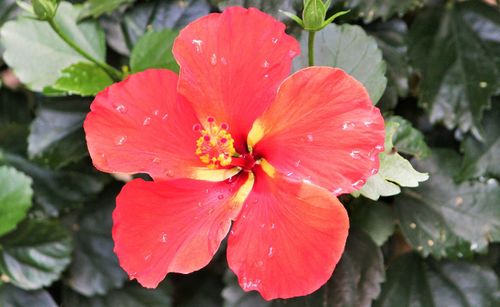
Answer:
0, 220, 72, 290
0, 2, 106, 91
65, 186, 127, 296
295, 24, 387, 104
0, 166, 32, 237
458, 101, 500, 181
62, 283, 173, 307
366, 19, 410, 110
3, 154, 109, 217
408, 1, 500, 135
388, 115, 431, 159
0, 88, 31, 156
130, 29, 179, 73
217, 0, 299, 19
104, 0, 209, 55
395, 149, 500, 258
353, 120, 429, 200
52, 62, 113, 96
79, 0, 134, 20
0, 284, 57, 307
374, 253, 500, 307
223, 230, 384, 307
351, 199, 396, 246
27, 97, 90, 169
342, 0, 424, 23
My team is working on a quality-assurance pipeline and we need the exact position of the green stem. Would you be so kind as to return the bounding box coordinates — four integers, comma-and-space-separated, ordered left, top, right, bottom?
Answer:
48, 19, 123, 81
308, 30, 316, 66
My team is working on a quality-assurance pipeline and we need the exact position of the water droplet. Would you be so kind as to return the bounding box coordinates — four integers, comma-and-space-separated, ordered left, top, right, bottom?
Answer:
129, 272, 138, 278
220, 57, 228, 65
268, 246, 274, 257
270, 223, 276, 230
152, 157, 161, 164
370, 168, 378, 175
375, 144, 384, 151
192, 39, 203, 53
294, 160, 301, 167
230, 229, 235, 236
115, 104, 127, 113
208, 208, 214, 214
217, 194, 224, 200
352, 179, 365, 189
271, 37, 279, 44
363, 120, 374, 127
410, 223, 417, 229
115, 136, 127, 145
342, 121, 355, 130
159, 232, 168, 243
350, 150, 361, 159
210, 53, 217, 65
262, 60, 270, 68
165, 170, 174, 177
144, 253, 152, 261
153, 109, 160, 116
306, 134, 314, 142
197, 202, 203, 207
286, 172, 294, 177
162, 113, 169, 120
333, 187, 343, 194
142, 117, 152, 126
264, 74, 269, 79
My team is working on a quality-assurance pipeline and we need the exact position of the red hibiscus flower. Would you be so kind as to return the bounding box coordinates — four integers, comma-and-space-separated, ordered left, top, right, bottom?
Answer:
84, 7, 385, 300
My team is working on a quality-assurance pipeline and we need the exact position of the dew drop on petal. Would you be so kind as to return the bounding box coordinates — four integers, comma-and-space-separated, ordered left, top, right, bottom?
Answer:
306, 134, 314, 142
115, 104, 127, 113
144, 253, 152, 261
220, 57, 228, 65
115, 136, 127, 145
271, 37, 279, 44
210, 53, 217, 65
165, 170, 174, 177
192, 39, 203, 53
262, 60, 270, 68
217, 194, 224, 200
375, 144, 384, 151
350, 150, 361, 159
342, 121, 355, 130
268, 246, 274, 257
142, 117, 152, 126
264, 74, 269, 79
153, 109, 160, 116
371, 168, 378, 175
333, 187, 343, 194
159, 232, 168, 243
152, 157, 161, 164
162, 113, 169, 120
294, 160, 301, 167
270, 223, 276, 230
352, 179, 365, 189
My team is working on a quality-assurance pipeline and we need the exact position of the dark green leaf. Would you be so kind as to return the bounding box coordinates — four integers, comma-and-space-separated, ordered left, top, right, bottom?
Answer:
294, 24, 387, 104
396, 149, 500, 258
3, 154, 109, 217
223, 230, 384, 307
388, 115, 431, 159
0, 88, 32, 155
353, 120, 428, 200
65, 186, 127, 296
130, 29, 179, 73
103, 0, 209, 55
27, 97, 90, 169
0, 166, 32, 237
366, 19, 410, 110
62, 282, 173, 307
79, 0, 135, 20
0, 284, 56, 307
351, 199, 396, 246
52, 62, 114, 96
0, 220, 72, 290
342, 0, 424, 23
374, 253, 500, 307
408, 1, 500, 135
217, 0, 300, 19
0, 2, 106, 91
458, 100, 500, 181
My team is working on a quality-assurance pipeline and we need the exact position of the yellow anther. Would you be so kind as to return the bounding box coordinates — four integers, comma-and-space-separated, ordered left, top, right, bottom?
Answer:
195, 118, 236, 169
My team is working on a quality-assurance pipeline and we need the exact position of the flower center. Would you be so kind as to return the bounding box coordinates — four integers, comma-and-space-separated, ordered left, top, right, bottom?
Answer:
194, 117, 236, 169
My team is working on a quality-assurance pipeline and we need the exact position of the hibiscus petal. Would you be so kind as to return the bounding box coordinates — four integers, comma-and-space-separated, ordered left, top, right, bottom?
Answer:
84, 69, 218, 181
173, 7, 300, 152
248, 67, 385, 195
227, 166, 349, 300
113, 172, 254, 288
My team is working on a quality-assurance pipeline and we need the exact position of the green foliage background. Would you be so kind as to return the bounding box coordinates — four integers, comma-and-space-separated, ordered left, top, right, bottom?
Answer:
0, 0, 499, 306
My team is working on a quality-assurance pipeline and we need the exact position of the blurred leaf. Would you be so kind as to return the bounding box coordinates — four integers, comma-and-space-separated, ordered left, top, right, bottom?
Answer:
130, 29, 179, 73
374, 253, 500, 307
217, 0, 300, 19
65, 186, 127, 296
0, 166, 32, 237
458, 101, 500, 181
396, 149, 500, 258
0, 0, 18, 57
0, 220, 72, 290
62, 282, 173, 307
408, 1, 500, 135
342, 0, 424, 23
52, 62, 114, 96
351, 199, 396, 246
389, 115, 431, 159
366, 19, 410, 110
3, 154, 109, 217
223, 230, 384, 307
0, 284, 57, 307
0, 2, 106, 91
79, 0, 135, 20
28, 97, 90, 169
103, 0, 209, 55
0, 88, 32, 155
295, 24, 387, 104
353, 120, 429, 200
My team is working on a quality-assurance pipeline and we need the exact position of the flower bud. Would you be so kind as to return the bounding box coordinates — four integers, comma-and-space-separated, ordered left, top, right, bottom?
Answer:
302, 0, 328, 31
32, 0, 59, 20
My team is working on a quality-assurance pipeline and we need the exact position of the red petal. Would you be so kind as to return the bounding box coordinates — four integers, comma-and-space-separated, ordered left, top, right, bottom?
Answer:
249, 67, 385, 194
113, 172, 253, 288
173, 7, 300, 152
227, 166, 349, 300
84, 69, 204, 180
